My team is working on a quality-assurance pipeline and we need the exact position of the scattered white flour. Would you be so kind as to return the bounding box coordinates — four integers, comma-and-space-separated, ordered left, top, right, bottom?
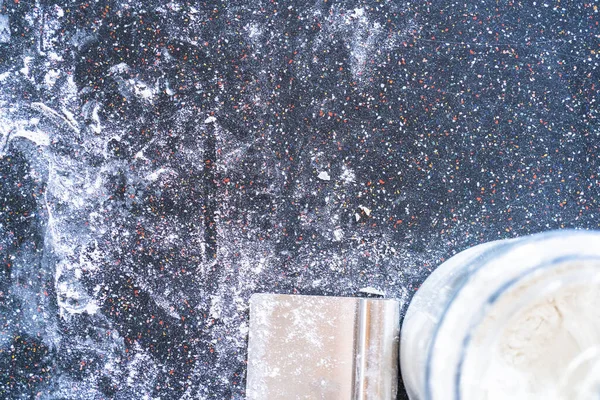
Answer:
340, 166, 356, 184
20, 56, 33, 77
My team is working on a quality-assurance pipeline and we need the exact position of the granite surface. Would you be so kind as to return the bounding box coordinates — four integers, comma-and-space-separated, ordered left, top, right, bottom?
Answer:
0, 0, 599, 398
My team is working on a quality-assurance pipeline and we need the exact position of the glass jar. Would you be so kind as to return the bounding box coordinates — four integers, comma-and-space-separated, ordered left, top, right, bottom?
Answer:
400, 230, 600, 400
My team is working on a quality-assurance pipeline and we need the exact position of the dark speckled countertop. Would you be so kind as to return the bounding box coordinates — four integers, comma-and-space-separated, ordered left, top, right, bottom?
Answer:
0, 0, 599, 398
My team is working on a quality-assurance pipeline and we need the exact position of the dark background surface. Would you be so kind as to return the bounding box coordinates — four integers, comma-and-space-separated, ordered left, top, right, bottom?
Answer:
0, 0, 599, 398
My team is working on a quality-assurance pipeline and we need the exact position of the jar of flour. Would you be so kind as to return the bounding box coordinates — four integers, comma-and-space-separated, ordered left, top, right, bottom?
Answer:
400, 230, 600, 400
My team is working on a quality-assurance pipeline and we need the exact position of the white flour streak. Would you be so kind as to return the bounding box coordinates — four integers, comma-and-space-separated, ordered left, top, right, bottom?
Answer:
12, 129, 50, 147
31, 102, 80, 133
146, 167, 175, 182
0, 14, 10, 43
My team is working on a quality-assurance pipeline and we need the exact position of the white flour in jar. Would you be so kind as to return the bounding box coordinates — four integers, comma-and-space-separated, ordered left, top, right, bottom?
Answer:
462, 283, 600, 400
